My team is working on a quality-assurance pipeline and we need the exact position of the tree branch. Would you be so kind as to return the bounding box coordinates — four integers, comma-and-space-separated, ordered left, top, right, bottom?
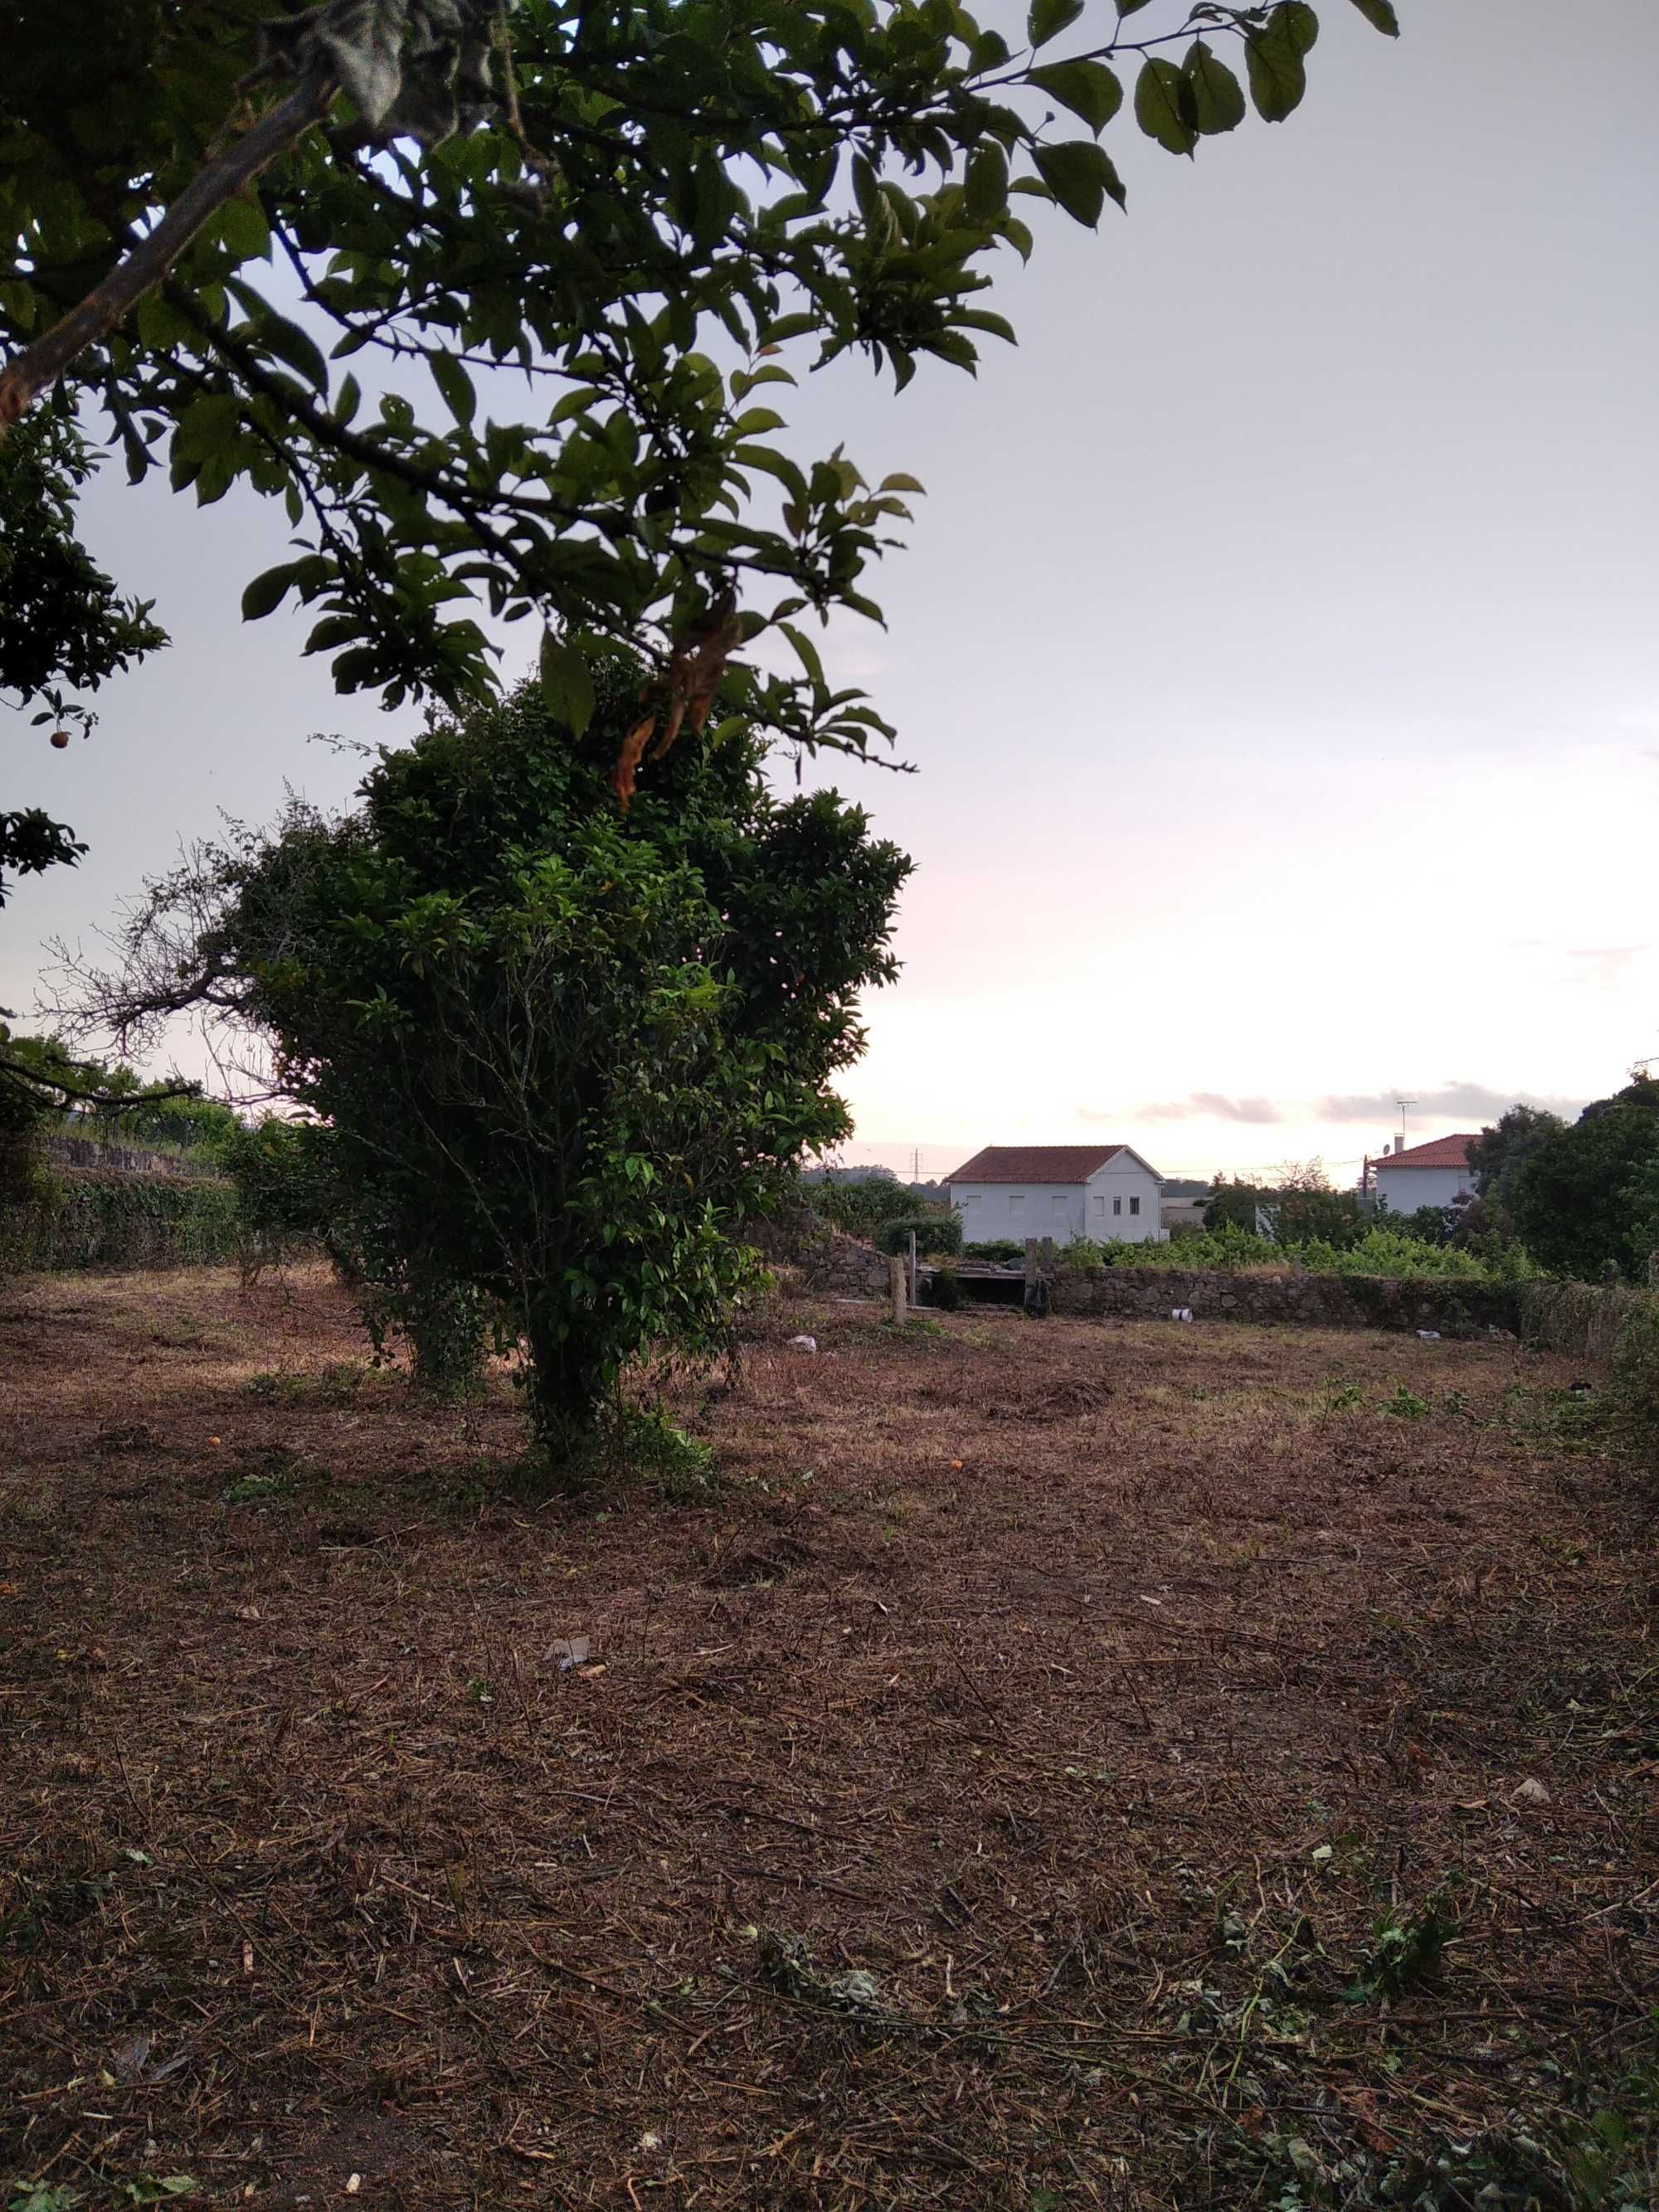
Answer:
0, 80, 336, 434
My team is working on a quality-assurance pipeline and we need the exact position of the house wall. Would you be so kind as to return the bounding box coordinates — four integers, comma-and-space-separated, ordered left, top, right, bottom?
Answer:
1374, 1164, 1472, 1215
951, 1158, 1165, 1245
951, 1181, 1087, 1242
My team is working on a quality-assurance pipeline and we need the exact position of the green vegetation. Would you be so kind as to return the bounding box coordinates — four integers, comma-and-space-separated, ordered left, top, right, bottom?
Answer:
0, 1172, 241, 1272
1511, 1077, 1659, 1285
809, 1170, 944, 1242
874, 1212, 961, 1259
81, 659, 907, 1463
1056, 1223, 1531, 1284
2, 0, 1396, 765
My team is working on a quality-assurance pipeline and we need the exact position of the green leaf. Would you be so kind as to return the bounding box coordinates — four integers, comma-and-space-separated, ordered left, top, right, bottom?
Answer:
878, 473, 926, 493
1028, 60, 1123, 135
431, 352, 476, 427
780, 622, 825, 687
1028, 0, 1085, 49
1032, 140, 1122, 226
216, 195, 271, 262
241, 563, 302, 621
540, 633, 596, 737
1134, 57, 1196, 155
1245, 25, 1308, 120
1185, 43, 1246, 134
1276, 2, 1321, 56
1347, 0, 1399, 30
251, 308, 330, 394
964, 140, 1009, 221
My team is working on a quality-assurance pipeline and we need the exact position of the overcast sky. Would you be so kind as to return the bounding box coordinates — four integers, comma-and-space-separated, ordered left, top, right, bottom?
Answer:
7, 1, 1656, 1184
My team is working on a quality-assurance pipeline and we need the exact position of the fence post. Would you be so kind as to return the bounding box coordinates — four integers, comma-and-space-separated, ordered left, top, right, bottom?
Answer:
888, 1255, 908, 1328
907, 1228, 918, 1306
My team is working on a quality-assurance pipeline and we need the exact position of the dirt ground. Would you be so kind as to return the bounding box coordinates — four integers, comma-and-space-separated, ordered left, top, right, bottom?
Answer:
2, 1266, 1657, 2211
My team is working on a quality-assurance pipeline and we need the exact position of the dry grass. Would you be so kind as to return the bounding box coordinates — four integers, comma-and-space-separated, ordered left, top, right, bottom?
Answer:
2, 1267, 1657, 2210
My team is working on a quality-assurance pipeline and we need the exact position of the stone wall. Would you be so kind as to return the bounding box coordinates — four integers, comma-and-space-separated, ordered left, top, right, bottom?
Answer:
1048, 1264, 1524, 1339
744, 1209, 890, 1299
43, 1133, 208, 1178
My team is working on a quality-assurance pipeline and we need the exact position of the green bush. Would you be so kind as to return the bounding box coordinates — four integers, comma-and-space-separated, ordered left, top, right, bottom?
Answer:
875, 1212, 961, 1258
963, 1239, 1023, 1263
0, 1173, 240, 1271
928, 1260, 961, 1311
1046, 1223, 1530, 1285
1609, 1297, 1659, 1467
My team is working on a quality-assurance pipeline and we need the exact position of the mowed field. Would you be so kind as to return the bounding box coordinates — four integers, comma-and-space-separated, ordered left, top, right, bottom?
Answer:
2, 1267, 1657, 2211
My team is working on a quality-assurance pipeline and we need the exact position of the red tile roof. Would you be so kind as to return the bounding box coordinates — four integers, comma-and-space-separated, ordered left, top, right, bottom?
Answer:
1372, 1134, 1477, 1171
947, 1145, 1127, 1186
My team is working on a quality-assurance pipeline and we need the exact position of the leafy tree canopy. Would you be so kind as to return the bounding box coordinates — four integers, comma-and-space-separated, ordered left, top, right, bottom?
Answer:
1511, 1078, 1659, 1285
67, 659, 912, 1449
0, 409, 168, 907
1466, 1102, 1567, 1209
2, 0, 1399, 771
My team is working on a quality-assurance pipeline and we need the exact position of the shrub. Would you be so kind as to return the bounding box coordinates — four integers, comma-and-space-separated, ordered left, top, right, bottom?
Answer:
875, 1212, 961, 1258
963, 1239, 1023, 1264
0, 1172, 241, 1271
928, 1261, 961, 1311
1609, 1296, 1659, 1468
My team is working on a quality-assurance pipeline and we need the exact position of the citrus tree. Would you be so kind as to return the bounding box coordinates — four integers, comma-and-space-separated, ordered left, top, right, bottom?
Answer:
3, 0, 1400, 771
71, 659, 912, 1453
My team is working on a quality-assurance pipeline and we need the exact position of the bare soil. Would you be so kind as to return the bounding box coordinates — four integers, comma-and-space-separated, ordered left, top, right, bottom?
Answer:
2, 1266, 1656, 2210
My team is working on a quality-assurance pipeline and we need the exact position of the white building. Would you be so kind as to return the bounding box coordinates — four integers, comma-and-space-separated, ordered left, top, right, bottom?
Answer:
1369, 1132, 1478, 1216
947, 1144, 1166, 1245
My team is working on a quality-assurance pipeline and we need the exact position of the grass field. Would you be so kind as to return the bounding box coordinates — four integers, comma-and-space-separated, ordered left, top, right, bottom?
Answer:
2, 1267, 1657, 2210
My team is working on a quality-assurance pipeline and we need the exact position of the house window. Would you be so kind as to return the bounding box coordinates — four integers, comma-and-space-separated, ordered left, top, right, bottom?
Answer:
1051, 1195, 1068, 1218
1008, 1194, 1024, 1216
1112, 1197, 1121, 1217
1091, 1194, 1105, 1218
1129, 1195, 1141, 1217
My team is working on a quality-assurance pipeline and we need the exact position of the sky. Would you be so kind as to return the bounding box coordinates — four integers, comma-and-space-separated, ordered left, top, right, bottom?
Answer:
7, 0, 1657, 1187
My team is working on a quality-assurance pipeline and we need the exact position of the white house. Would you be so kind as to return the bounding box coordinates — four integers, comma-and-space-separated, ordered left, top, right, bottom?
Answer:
947, 1144, 1166, 1245
1369, 1132, 1478, 1216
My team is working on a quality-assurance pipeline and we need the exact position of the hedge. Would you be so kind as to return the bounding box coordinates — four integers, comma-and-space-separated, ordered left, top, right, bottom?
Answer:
0, 1173, 241, 1271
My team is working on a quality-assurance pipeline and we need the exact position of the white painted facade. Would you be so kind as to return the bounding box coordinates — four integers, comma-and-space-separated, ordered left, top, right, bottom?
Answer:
1374, 1162, 1475, 1215
951, 1152, 1165, 1244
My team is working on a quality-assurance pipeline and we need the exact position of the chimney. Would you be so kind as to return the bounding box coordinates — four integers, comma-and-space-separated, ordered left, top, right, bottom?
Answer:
1394, 1135, 1404, 1155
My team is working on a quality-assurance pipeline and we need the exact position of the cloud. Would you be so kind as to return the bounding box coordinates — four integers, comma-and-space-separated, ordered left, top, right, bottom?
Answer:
1107, 1094, 1287, 1125
1314, 1082, 1584, 1126
1564, 946, 1648, 985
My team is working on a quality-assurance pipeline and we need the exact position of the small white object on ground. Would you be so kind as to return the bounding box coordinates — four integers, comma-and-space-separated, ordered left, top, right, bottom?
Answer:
788, 1334, 818, 1352
1416, 1329, 1442, 1341
1170, 1306, 1193, 1324
1514, 1777, 1551, 1806
346, 2178, 362, 2197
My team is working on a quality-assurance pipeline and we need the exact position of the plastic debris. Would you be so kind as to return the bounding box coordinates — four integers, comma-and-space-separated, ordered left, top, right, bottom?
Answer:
1416, 1330, 1442, 1341
1170, 1306, 1193, 1324
788, 1334, 818, 1353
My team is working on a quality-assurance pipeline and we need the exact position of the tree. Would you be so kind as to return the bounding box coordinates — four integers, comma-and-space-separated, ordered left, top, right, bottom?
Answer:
2, 0, 1400, 773
1466, 1103, 1567, 1210
67, 658, 912, 1452
1, 408, 168, 907
1511, 1079, 1659, 1284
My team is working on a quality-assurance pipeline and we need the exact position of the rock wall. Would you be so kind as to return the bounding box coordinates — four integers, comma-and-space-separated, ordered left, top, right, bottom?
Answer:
1048, 1264, 1523, 1339
744, 1209, 890, 1299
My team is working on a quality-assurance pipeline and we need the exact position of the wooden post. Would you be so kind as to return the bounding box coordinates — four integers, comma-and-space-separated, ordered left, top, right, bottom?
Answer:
907, 1229, 918, 1305
1024, 1237, 1039, 1287
888, 1255, 908, 1327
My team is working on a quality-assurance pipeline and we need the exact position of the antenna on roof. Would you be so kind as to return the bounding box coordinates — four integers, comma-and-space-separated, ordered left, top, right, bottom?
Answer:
1394, 1097, 1415, 1150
